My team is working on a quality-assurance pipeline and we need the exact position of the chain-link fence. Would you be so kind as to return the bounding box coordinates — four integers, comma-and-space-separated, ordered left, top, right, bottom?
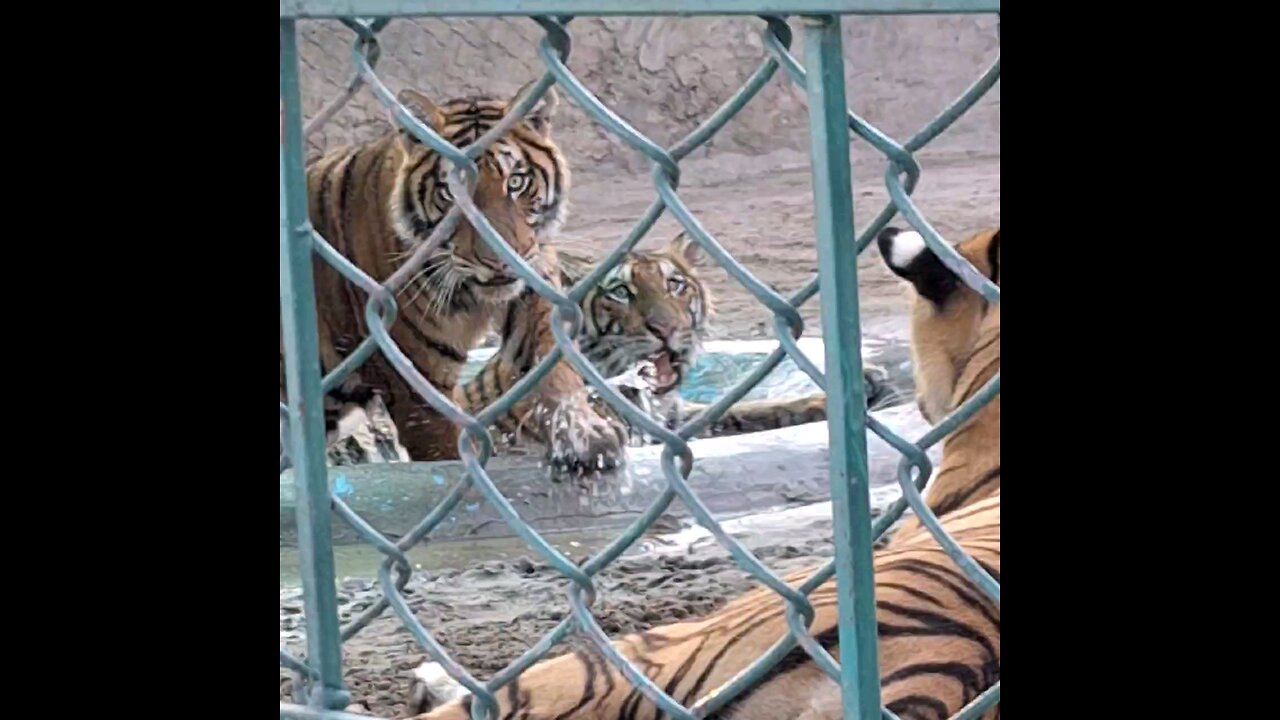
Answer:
280, 3, 1000, 719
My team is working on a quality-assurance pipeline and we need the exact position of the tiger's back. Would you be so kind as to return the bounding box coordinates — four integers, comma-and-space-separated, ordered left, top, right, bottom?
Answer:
408, 494, 998, 720
718, 496, 1000, 720
879, 225, 1000, 542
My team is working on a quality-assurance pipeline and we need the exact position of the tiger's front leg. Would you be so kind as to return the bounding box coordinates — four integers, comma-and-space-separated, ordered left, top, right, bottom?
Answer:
459, 288, 627, 474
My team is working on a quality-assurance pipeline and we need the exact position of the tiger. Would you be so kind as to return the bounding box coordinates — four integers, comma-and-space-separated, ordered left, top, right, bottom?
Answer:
284, 82, 625, 473
458, 231, 707, 446
459, 231, 895, 448
878, 225, 1000, 542
403, 224, 1002, 720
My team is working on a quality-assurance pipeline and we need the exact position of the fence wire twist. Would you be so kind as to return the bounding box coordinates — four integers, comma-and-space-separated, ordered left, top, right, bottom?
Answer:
280, 8, 1000, 720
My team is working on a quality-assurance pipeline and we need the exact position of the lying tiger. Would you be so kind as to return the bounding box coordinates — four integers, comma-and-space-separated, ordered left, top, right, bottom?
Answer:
312, 232, 896, 465
405, 224, 1001, 719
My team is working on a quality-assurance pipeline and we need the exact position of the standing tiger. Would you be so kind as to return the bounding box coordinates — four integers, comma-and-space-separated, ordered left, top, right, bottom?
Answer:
405, 225, 1001, 719
285, 83, 625, 472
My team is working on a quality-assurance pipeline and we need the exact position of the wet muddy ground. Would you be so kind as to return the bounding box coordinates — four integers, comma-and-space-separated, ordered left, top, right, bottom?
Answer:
281, 505, 842, 717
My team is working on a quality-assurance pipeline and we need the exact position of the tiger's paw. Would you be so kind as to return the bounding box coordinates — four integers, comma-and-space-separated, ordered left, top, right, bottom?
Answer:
406, 661, 466, 716
546, 402, 628, 475
863, 362, 893, 410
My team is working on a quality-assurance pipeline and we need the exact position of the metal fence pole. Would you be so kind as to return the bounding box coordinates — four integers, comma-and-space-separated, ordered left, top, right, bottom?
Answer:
802, 14, 882, 720
280, 18, 350, 712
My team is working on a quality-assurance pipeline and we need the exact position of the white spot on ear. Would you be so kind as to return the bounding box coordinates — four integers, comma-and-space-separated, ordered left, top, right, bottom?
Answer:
889, 230, 927, 270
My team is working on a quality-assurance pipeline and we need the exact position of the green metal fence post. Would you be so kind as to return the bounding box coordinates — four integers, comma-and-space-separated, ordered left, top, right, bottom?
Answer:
281, 18, 351, 712
802, 14, 882, 720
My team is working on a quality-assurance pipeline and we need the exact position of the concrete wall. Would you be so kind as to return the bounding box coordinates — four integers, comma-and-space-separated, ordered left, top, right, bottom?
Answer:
296, 15, 1000, 170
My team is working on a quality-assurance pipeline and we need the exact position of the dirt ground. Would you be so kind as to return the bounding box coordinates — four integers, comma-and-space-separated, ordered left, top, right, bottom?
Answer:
283, 14, 999, 716
281, 505, 843, 718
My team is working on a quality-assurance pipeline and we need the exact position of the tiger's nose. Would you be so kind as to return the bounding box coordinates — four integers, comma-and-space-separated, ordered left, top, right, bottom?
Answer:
646, 320, 675, 341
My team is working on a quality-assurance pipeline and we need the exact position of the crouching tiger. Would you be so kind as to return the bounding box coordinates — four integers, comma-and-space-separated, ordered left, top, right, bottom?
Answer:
405, 225, 1001, 719
533, 234, 896, 444
282, 83, 625, 473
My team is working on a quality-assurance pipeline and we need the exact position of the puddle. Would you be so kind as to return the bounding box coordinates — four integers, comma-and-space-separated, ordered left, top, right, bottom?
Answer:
281, 527, 624, 590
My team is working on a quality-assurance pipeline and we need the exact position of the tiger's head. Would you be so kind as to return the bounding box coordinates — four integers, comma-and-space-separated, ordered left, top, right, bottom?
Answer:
390, 83, 569, 309
879, 226, 1000, 424
577, 233, 712, 395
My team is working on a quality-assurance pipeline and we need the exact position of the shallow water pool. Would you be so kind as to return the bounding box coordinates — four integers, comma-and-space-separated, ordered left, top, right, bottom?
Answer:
283, 337, 916, 586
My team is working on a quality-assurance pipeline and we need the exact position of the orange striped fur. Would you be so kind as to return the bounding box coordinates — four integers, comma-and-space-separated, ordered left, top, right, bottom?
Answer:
285, 84, 624, 472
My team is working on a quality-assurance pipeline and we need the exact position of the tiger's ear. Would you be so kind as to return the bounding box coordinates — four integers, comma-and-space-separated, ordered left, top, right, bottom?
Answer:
668, 231, 705, 266
509, 80, 558, 137
877, 226, 959, 306
396, 88, 444, 132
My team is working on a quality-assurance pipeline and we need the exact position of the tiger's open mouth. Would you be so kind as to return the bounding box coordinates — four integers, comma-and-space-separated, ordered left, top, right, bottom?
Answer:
471, 273, 525, 304
473, 274, 520, 287
638, 350, 684, 395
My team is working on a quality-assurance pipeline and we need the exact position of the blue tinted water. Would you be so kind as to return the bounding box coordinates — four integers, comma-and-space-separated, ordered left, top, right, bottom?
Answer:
676, 352, 822, 403
461, 341, 827, 404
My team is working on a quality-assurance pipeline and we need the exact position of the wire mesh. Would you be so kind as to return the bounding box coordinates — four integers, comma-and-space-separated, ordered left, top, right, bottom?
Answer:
280, 7, 1000, 720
